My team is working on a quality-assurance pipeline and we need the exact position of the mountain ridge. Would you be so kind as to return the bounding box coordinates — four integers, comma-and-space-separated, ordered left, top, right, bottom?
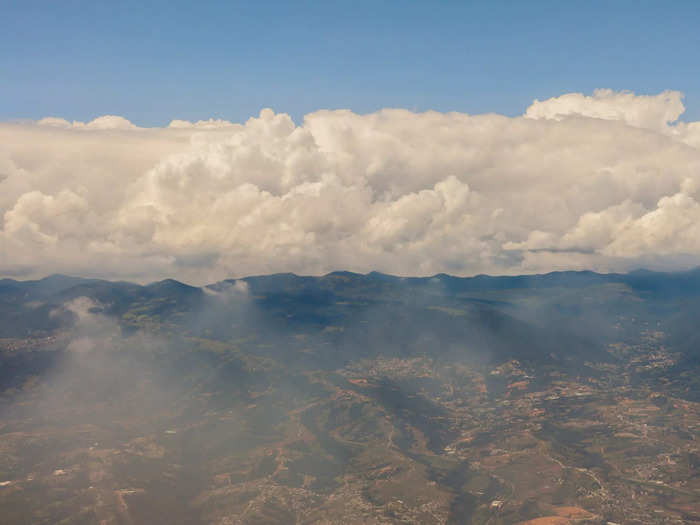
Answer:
5, 266, 700, 292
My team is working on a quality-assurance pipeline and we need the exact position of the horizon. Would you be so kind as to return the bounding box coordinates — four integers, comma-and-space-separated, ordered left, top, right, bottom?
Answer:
5, 265, 700, 289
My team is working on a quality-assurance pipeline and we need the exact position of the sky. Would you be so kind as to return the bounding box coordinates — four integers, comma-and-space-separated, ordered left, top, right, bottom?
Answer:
2, 1, 700, 283
2, 1, 700, 125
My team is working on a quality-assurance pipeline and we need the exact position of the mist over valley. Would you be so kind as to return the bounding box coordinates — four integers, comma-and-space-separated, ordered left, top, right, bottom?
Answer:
0, 270, 698, 524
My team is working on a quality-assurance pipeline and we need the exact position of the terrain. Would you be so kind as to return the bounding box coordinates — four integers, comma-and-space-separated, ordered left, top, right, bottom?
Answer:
0, 269, 698, 524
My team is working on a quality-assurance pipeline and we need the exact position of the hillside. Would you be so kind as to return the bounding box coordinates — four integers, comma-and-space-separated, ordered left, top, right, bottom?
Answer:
0, 270, 698, 524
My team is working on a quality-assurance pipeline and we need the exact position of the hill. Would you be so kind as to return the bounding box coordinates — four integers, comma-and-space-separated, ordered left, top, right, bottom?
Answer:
0, 270, 698, 523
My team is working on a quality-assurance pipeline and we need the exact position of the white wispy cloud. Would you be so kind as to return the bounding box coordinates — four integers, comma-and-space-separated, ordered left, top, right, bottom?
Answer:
2, 90, 700, 282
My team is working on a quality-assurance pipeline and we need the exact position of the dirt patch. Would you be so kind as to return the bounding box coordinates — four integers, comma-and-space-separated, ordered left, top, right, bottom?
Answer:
515, 517, 569, 525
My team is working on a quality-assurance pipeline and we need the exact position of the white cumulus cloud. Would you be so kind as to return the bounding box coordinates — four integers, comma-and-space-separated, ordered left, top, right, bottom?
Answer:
2, 90, 700, 283
525, 89, 686, 134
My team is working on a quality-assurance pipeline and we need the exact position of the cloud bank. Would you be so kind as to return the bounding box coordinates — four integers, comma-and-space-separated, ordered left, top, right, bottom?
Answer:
3, 90, 700, 283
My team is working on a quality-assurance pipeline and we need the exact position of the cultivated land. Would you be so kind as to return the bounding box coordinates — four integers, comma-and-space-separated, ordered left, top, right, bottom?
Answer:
0, 270, 698, 524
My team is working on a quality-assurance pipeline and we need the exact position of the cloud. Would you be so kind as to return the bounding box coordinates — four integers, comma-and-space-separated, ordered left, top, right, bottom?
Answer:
167, 118, 239, 130
38, 115, 139, 130
524, 89, 686, 134
2, 90, 700, 283
204, 279, 250, 300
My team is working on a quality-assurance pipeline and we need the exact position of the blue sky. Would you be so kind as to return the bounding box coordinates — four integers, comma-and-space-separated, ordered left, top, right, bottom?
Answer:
2, 0, 700, 125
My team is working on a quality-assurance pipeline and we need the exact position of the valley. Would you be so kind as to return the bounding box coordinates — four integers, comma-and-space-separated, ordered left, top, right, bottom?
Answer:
0, 270, 698, 524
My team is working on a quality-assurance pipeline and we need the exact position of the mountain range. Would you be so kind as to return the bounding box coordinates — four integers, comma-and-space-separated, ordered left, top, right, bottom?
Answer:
0, 269, 698, 524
